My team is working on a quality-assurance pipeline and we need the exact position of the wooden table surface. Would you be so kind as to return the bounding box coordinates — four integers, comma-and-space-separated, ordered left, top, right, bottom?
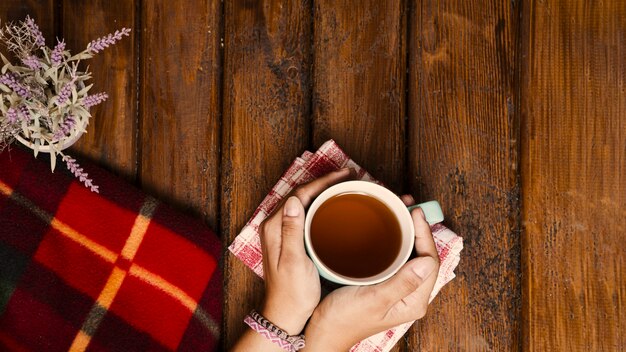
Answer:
3, 1, 624, 350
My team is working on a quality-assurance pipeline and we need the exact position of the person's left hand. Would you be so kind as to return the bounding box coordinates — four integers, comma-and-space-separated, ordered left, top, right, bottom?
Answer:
259, 168, 355, 335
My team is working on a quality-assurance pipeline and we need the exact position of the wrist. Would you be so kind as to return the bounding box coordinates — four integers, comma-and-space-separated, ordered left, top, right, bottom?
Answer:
244, 310, 307, 352
261, 305, 311, 335
301, 316, 353, 351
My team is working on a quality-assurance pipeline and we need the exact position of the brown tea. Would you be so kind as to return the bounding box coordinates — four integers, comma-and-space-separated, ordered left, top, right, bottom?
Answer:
310, 192, 402, 278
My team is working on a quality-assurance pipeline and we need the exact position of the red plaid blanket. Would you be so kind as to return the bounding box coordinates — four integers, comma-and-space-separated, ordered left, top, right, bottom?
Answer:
0, 147, 222, 351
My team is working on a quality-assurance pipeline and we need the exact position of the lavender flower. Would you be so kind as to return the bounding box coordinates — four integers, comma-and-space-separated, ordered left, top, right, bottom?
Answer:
53, 114, 76, 141
22, 55, 42, 70
82, 92, 109, 108
0, 73, 31, 98
18, 105, 30, 121
51, 40, 66, 66
56, 80, 75, 105
6, 108, 18, 123
64, 156, 99, 193
88, 28, 131, 53
25, 16, 45, 47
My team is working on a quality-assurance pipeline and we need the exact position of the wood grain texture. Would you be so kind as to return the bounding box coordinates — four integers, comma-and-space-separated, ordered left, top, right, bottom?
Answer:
408, 1, 521, 350
63, 0, 137, 180
140, 0, 222, 228
221, 0, 311, 348
312, 0, 406, 193
3, 1, 625, 350
520, 0, 626, 350
312, 2, 406, 350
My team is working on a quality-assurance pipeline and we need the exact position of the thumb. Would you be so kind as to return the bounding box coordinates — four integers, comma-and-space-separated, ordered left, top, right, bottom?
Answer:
376, 256, 438, 306
279, 196, 306, 261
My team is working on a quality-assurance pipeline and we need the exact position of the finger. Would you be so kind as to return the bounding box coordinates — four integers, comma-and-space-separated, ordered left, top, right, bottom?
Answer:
278, 196, 306, 264
260, 216, 282, 269
400, 194, 416, 206
383, 256, 439, 321
375, 255, 437, 307
292, 167, 356, 207
411, 207, 438, 260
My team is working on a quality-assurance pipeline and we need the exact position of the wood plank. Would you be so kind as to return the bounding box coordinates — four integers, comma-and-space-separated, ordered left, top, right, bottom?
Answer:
313, 0, 406, 192
312, 1, 406, 350
140, 0, 222, 228
221, 0, 311, 348
408, 1, 521, 350
520, 0, 626, 350
63, 0, 137, 180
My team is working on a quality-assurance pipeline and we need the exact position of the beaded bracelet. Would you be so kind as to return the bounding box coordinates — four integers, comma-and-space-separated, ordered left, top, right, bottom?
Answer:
244, 309, 305, 352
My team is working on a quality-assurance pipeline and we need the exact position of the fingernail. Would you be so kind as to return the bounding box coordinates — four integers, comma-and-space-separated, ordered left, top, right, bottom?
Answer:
414, 207, 426, 220
284, 196, 300, 217
413, 257, 436, 279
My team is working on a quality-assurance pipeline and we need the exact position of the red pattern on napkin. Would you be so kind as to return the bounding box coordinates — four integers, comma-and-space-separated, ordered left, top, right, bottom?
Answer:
229, 140, 463, 352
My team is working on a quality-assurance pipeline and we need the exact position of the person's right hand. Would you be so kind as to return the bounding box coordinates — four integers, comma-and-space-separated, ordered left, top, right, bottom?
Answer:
302, 195, 440, 351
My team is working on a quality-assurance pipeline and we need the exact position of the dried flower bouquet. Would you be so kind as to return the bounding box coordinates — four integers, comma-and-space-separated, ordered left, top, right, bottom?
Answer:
0, 16, 130, 192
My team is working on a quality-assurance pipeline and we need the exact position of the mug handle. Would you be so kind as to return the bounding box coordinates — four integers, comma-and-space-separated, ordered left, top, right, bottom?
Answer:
407, 200, 444, 225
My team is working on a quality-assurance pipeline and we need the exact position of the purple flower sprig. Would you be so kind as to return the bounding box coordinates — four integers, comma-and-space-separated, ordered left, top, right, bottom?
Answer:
6, 108, 18, 124
82, 92, 109, 108
25, 16, 45, 47
63, 156, 99, 193
22, 55, 42, 70
56, 79, 76, 105
53, 114, 76, 141
51, 40, 66, 66
88, 28, 131, 53
0, 73, 31, 98
18, 105, 30, 121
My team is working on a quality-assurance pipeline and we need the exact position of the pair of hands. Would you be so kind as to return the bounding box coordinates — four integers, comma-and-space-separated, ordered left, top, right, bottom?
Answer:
260, 168, 440, 350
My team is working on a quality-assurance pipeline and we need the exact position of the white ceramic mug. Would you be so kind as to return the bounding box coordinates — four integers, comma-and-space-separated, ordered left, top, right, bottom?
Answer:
304, 180, 443, 286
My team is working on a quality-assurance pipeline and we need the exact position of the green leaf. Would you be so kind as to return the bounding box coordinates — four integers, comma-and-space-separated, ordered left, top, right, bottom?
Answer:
0, 53, 9, 66
43, 66, 57, 80
68, 52, 93, 61
78, 83, 93, 97
35, 72, 47, 85
42, 48, 51, 62
34, 139, 40, 157
71, 84, 78, 104
21, 120, 29, 137
50, 147, 57, 172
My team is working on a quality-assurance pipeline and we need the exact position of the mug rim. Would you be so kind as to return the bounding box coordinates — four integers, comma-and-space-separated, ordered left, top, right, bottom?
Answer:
304, 180, 415, 285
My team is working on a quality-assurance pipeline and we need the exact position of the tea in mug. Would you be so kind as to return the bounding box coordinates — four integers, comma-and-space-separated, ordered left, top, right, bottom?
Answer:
309, 192, 402, 278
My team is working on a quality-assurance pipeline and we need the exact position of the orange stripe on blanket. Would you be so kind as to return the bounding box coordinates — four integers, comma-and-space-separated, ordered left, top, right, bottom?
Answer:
51, 218, 119, 264
0, 180, 12, 197
121, 214, 151, 260
0, 180, 117, 264
69, 199, 155, 352
68, 331, 91, 352
128, 264, 198, 312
